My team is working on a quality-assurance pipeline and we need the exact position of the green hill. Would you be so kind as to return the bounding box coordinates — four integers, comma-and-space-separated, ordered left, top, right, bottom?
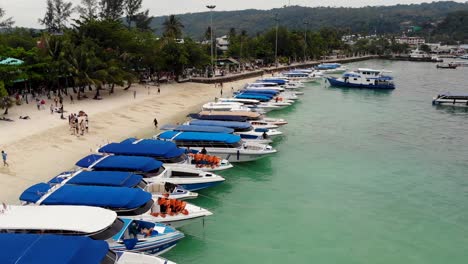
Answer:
149, 1, 468, 40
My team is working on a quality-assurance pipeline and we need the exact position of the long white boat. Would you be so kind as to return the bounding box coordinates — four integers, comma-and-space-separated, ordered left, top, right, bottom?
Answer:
432, 93, 468, 107
20, 183, 213, 228
156, 131, 277, 162
75, 154, 225, 191
49, 170, 198, 200
202, 102, 256, 112
0, 205, 184, 255
218, 98, 281, 112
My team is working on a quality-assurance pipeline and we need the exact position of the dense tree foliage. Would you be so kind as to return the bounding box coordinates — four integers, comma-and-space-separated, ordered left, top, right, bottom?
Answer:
148, 2, 468, 39
430, 11, 468, 44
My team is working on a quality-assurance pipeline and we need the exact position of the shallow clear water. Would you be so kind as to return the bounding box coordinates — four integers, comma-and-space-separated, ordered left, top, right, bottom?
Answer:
164, 60, 468, 263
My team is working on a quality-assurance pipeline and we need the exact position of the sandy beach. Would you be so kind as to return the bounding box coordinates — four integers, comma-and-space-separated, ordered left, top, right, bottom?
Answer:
0, 78, 255, 204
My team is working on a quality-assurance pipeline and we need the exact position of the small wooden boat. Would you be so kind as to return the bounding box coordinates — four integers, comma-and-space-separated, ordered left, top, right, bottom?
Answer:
436, 63, 457, 69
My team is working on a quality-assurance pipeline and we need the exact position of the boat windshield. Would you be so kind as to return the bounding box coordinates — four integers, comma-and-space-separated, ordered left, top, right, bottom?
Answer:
101, 250, 118, 264
91, 218, 125, 240
174, 140, 243, 148
118, 199, 154, 216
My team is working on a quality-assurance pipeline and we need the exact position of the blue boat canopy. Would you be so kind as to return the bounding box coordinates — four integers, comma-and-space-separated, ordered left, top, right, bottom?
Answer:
99, 140, 184, 159
49, 171, 143, 188
188, 113, 248, 122
242, 89, 279, 95
189, 119, 252, 130
0, 234, 109, 264
20, 183, 152, 209
159, 131, 241, 144
161, 124, 234, 134
235, 94, 272, 102
258, 79, 287, 85
76, 154, 163, 172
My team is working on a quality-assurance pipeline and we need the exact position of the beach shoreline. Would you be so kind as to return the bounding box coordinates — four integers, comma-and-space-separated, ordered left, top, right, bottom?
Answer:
0, 78, 256, 204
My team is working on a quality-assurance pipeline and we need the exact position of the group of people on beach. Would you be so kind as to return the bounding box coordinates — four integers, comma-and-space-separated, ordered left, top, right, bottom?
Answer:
68, 111, 89, 136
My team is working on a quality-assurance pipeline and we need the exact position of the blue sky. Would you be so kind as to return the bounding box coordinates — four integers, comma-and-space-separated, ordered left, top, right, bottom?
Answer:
1, 0, 466, 27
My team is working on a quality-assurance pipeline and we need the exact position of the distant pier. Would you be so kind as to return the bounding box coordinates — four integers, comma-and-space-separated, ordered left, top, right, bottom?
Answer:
190, 55, 378, 84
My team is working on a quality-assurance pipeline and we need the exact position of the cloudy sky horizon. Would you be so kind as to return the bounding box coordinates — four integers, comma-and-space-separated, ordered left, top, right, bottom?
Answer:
1, 0, 466, 28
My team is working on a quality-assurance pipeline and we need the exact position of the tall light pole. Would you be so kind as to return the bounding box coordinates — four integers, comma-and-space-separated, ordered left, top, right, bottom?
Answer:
303, 21, 309, 62
274, 13, 279, 68
207, 5, 216, 77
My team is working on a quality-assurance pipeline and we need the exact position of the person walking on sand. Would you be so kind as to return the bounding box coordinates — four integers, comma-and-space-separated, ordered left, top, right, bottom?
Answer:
36, 98, 40, 110
153, 118, 158, 128
70, 94, 74, 104
50, 104, 54, 114
220, 88, 223, 96
1, 151, 8, 167
133, 90, 136, 99
157, 87, 160, 94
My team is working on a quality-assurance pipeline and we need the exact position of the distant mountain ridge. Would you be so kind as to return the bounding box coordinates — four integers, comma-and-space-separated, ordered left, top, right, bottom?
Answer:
149, 1, 468, 40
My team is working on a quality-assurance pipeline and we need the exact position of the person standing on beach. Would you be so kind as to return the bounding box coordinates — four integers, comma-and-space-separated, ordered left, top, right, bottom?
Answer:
36, 98, 40, 110
70, 94, 74, 104
1, 151, 8, 167
50, 104, 54, 114
157, 87, 160, 94
153, 118, 158, 128
133, 90, 136, 99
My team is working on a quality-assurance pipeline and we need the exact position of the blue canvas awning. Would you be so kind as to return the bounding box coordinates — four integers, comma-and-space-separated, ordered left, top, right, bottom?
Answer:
161, 124, 234, 134
242, 89, 279, 95
99, 140, 185, 159
235, 94, 272, 102
158, 131, 241, 144
188, 113, 248, 122
0, 234, 109, 264
76, 155, 163, 172
20, 183, 151, 209
49, 171, 143, 188
189, 119, 252, 130
257, 79, 287, 85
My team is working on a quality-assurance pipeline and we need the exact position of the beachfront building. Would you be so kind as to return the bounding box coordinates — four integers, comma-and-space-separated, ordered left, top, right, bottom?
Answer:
395, 36, 425, 46
216, 35, 230, 52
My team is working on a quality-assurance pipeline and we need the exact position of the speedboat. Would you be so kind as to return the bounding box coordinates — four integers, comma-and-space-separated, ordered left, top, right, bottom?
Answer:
218, 98, 281, 112
258, 77, 305, 89
436, 63, 457, 69
189, 112, 288, 127
327, 68, 395, 89
281, 71, 321, 82
76, 154, 225, 191
458, 54, 468, 60
187, 119, 277, 131
0, 233, 176, 264
432, 93, 468, 107
100, 138, 232, 172
315, 63, 348, 74
20, 184, 213, 228
0, 205, 184, 255
156, 131, 277, 162
49, 170, 198, 200
202, 102, 258, 112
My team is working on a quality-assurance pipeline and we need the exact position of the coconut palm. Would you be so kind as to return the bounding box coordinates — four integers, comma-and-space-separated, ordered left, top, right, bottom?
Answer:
162, 15, 184, 39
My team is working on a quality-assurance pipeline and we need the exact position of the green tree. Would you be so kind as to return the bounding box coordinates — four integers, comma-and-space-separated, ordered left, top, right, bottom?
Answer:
39, 0, 74, 32
99, 0, 125, 20
0, 7, 14, 28
162, 15, 184, 39
76, 0, 99, 20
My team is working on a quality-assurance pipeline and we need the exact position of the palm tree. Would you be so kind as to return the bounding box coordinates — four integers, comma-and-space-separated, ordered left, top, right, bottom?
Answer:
162, 15, 184, 39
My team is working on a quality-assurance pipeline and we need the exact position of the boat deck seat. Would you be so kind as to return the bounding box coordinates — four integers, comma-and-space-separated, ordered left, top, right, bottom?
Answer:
146, 183, 166, 193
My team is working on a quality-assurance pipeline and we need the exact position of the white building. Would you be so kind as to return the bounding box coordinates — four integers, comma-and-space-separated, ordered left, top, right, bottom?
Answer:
395, 36, 425, 46
216, 35, 230, 52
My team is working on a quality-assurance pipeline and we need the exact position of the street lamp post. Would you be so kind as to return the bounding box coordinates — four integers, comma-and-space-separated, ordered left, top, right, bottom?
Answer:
274, 13, 279, 68
303, 21, 309, 62
206, 5, 216, 77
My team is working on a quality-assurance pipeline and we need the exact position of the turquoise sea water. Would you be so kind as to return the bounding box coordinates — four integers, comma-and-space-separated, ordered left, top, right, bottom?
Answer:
164, 60, 468, 263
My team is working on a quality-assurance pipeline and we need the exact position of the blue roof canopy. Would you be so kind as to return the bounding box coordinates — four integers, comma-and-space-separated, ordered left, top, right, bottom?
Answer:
0, 234, 109, 264
235, 94, 272, 102
188, 113, 248, 122
99, 140, 184, 159
76, 155, 163, 172
49, 171, 143, 188
20, 183, 152, 209
189, 119, 252, 130
258, 79, 287, 85
159, 131, 241, 144
161, 124, 234, 134
242, 89, 279, 95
